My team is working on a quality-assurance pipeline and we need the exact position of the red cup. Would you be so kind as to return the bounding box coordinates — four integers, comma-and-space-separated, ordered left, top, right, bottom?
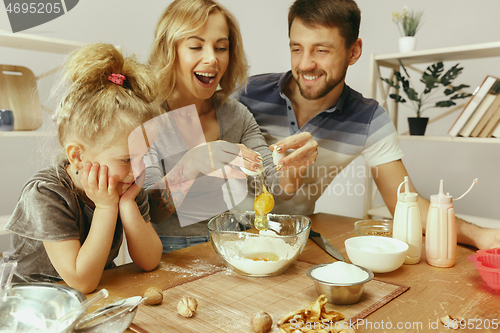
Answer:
468, 254, 500, 290
477, 247, 500, 256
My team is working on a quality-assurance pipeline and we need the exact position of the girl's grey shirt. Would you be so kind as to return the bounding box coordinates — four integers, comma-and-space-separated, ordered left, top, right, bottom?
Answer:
4, 160, 150, 283
143, 97, 288, 237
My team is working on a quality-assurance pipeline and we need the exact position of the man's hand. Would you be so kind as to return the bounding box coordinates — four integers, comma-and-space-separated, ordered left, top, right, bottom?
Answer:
272, 132, 318, 171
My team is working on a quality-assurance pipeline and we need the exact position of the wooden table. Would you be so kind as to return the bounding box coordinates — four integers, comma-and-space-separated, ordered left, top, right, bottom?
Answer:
90, 213, 500, 332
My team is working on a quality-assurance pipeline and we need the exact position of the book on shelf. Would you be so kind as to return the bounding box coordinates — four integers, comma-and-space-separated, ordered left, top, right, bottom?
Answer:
491, 122, 500, 138
459, 93, 496, 137
478, 106, 500, 137
448, 75, 500, 137
470, 93, 500, 137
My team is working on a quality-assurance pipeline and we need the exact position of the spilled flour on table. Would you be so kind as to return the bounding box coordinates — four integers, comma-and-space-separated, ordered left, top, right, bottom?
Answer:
156, 259, 225, 278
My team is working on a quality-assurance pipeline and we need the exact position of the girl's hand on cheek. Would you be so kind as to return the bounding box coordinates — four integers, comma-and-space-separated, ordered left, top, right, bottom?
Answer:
120, 171, 144, 205
80, 162, 119, 209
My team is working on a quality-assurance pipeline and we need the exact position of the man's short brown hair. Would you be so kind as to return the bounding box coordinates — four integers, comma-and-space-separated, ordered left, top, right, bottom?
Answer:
288, 0, 361, 47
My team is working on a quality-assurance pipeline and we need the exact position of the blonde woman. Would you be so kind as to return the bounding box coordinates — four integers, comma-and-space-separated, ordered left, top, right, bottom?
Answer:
5, 43, 163, 293
145, 0, 318, 252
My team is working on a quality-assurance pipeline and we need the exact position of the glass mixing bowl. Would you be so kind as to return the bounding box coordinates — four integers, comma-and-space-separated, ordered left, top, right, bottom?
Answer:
207, 211, 311, 278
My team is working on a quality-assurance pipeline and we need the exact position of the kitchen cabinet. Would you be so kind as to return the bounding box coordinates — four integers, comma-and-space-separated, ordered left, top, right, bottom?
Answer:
364, 41, 500, 219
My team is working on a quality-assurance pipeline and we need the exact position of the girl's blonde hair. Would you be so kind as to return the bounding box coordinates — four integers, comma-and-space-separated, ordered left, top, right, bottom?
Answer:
55, 43, 162, 150
149, 0, 248, 104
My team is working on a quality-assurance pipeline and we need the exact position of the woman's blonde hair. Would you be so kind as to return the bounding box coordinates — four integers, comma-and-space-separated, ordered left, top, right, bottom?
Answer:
149, 0, 248, 104
55, 43, 162, 150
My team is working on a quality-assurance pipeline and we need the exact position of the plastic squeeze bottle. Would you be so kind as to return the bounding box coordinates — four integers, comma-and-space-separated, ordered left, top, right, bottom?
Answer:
393, 176, 422, 264
426, 178, 479, 268
425, 179, 456, 267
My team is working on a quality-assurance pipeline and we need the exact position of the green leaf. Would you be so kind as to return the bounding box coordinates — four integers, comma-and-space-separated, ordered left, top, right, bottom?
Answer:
389, 93, 406, 103
450, 93, 472, 100
404, 87, 420, 102
381, 78, 400, 89
435, 100, 457, 107
421, 73, 439, 94
395, 71, 412, 91
424, 62, 444, 79
440, 63, 464, 86
398, 60, 411, 78
444, 84, 470, 95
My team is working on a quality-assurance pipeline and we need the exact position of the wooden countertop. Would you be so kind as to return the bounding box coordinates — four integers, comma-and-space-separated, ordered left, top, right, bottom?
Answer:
89, 213, 500, 333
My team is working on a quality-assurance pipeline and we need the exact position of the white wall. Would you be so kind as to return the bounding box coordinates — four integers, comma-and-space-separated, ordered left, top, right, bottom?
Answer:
1, 0, 499, 241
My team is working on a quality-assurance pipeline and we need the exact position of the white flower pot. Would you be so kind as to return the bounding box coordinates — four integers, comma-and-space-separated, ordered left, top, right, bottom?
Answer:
399, 36, 417, 53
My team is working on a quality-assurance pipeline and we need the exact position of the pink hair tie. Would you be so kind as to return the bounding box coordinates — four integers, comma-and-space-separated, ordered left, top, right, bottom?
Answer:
108, 73, 126, 86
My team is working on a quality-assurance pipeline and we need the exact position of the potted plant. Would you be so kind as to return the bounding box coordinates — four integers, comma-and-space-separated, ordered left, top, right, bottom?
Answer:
392, 7, 424, 52
381, 61, 472, 135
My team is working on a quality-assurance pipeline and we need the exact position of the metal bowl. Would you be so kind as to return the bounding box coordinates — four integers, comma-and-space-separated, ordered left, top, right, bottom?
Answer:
75, 296, 144, 333
306, 263, 374, 305
208, 211, 311, 278
1, 283, 86, 332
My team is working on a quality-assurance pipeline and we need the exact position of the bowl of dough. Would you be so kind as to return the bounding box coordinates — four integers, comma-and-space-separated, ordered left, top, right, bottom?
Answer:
207, 211, 311, 277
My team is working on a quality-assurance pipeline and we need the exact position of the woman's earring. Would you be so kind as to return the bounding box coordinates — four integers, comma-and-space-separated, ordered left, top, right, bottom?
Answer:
76, 168, 79, 175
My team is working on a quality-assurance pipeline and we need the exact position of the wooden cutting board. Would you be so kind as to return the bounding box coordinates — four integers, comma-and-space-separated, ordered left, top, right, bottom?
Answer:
0, 65, 42, 131
130, 261, 409, 332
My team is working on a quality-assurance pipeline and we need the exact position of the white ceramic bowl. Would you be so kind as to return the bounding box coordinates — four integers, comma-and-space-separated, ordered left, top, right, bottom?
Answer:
345, 236, 409, 273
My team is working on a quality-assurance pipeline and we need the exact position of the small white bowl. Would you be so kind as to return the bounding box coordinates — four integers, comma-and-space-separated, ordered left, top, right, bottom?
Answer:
345, 236, 408, 273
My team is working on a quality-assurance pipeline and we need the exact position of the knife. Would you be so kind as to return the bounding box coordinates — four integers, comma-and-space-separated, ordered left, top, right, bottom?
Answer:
309, 229, 345, 261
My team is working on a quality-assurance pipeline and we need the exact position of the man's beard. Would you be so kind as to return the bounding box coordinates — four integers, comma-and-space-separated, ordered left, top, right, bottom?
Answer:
294, 68, 347, 100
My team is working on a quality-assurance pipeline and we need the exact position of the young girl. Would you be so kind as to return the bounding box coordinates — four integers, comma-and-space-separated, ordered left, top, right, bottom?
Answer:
4, 43, 163, 293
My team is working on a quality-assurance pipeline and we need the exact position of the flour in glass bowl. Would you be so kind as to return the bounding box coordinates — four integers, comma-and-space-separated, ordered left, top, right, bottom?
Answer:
218, 229, 301, 275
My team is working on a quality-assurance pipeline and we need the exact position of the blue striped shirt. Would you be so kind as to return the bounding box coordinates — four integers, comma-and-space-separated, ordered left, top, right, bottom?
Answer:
237, 71, 403, 215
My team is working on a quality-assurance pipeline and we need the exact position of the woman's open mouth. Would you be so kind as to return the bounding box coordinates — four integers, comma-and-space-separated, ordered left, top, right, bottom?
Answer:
195, 72, 217, 85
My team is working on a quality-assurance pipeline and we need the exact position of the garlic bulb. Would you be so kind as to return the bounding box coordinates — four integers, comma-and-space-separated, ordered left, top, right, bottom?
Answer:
177, 296, 198, 318
251, 311, 273, 333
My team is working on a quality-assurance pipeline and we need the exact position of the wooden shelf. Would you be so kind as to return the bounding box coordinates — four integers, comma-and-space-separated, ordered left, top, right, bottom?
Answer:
0, 131, 56, 137
374, 41, 500, 68
398, 135, 500, 144
0, 29, 85, 54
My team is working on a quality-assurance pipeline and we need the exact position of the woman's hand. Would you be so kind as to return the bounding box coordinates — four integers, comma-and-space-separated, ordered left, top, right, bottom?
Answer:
177, 141, 248, 181
271, 132, 318, 171
237, 143, 264, 173
80, 162, 119, 209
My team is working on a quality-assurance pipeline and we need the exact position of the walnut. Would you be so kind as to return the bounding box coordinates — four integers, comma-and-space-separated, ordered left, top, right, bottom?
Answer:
251, 312, 273, 333
440, 315, 464, 330
177, 296, 198, 318
278, 295, 347, 333
143, 287, 163, 305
